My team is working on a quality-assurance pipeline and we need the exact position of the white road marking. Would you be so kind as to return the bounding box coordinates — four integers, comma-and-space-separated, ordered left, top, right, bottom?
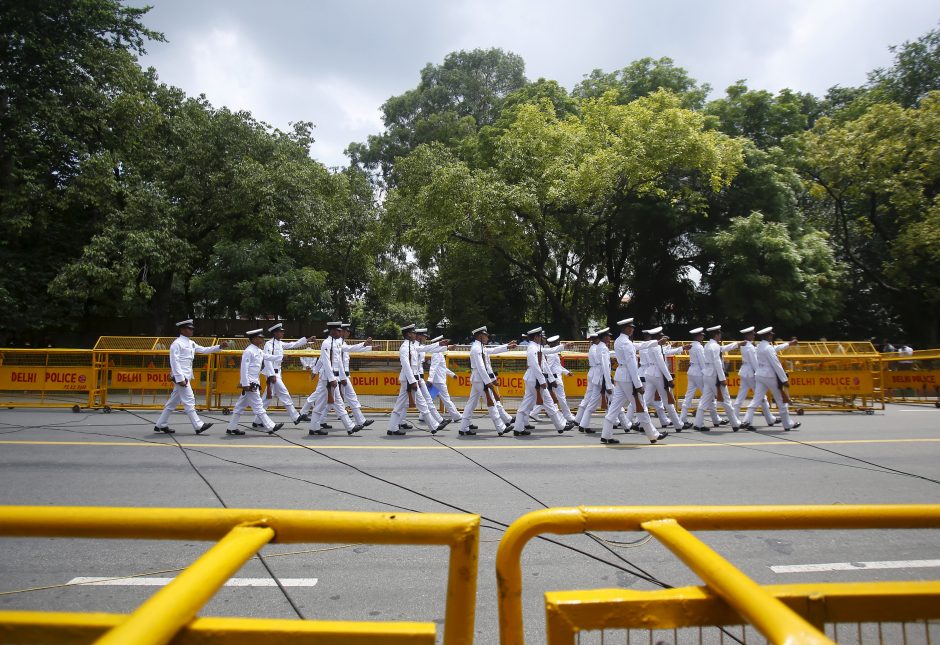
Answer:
67, 577, 318, 587
771, 559, 940, 574
897, 409, 938, 412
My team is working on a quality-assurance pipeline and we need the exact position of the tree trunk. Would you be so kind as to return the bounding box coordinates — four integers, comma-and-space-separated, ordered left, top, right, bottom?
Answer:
148, 273, 175, 335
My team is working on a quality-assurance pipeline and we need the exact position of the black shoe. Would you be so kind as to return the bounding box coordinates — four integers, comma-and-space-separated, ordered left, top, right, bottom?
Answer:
387, 430, 406, 436
320, 423, 333, 430
296, 414, 310, 423
348, 425, 363, 435
524, 424, 535, 430
696, 426, 710, 432
613, 422, 621, 429
226, 428, 245, 436
513, 429, 531, 436
268, 423, 284, 434
563, 421, 576, 431
732, 426, 740, 432
441, 419, 452, 427
363, 419, 374, 427
399, 422, 413, 430
740, 422, 754, 430
459, 430, 476, 436
432, 422, 447, 434
771, 416, 781, 426
787, 422, 801, 431
468, 424, 478, 430
681, 422, 693, 431
583, 427, 596, 434
578, 426, 586, 433
309, 429, 329, 436
154, 426, 173, 434
601, 437, 620, 444
650, 432, 668, 444
252, 423, 262, 428
195, 423, 212, 435
497, 428, 508, 436
718, 418, 730, 426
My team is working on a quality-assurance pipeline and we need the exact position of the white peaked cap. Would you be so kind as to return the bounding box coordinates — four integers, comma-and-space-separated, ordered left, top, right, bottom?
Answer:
740, 326, 755, 334
430, 335, 443, 342
689, 327, 704, 334
617, 318, 634, 326
526, 327, 543, 335
267, 323, 283, 332
246, 328, 264, 337
546, 335, 560, 343
341, 323, 351, 329
175, 319, 194, 327
327, 321, 343, 328
646, 326, 663, 335
587, 330, 598, 339
400, 323, 416, 332
415, 328, 428, 334
707, 325, 722, 332
472, 326, 488, 335
596, 327, 610, 335
757, 326, 774, 335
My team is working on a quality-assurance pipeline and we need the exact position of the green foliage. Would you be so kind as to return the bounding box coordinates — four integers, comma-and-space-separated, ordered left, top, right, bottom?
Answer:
705, 81, 820, 148
572, 57, 711, 109
868, 25, 940, 107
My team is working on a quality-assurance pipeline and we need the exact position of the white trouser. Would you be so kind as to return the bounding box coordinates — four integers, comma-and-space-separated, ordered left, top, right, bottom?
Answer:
256, 375, 299, 423
744, 376, 794, 429
228, 389, 274, 430
515, 381, 565, 432
495, 399, 513, 424
532, 379, 576, 422
340, 377, 366, 426
459, 381, 505, 432
309, 380, 354, 431
603, 381, 655, 440
432, 379, 462, 422
679, 373, 719, 424
695, 375, 740, 428
418, 379, 443, 426
156, 382, 204, 430
734, 373, 776, 424
575, 382, 604, 428
389, 379, 432, 431
644, 373, 682, 428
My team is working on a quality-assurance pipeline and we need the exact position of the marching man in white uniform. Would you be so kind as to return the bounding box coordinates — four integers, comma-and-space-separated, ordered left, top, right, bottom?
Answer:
642, 327, 686, 431
308, 322, 362, 436
415, 329, 448, 430
741, 327, 801, 431
254, 323, 309, 427
154, 319, 227, 434
733, 326, 786, 426
574, 330, 602, 433
388, 324, 447, 435
601, 319, 666, 444
694, 325, 741, 432
483, 334, 518, 429
226, 329, 284, 436
428, 334, 461, 424
508, 327, 573, 436
530, 335, 577, 424
678, 327, 722, 429
339, 323, 374, 429
638, 330, 671, 428
459, 326, 515, 435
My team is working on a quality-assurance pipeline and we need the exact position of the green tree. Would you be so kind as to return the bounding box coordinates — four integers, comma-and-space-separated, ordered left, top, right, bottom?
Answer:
705, 81, 820, 148
868, 24, 940, 107
572, 57, 710, 109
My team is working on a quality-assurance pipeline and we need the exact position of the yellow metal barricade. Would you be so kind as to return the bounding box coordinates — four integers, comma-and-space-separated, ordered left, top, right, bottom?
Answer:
0, 506, 479, 645
0, 348, 95, 408
495, 505, 940, 645
881, 350, 940, 406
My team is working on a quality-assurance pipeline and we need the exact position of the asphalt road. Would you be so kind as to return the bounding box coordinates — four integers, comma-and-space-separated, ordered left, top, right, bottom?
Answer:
0, 404, 938, 643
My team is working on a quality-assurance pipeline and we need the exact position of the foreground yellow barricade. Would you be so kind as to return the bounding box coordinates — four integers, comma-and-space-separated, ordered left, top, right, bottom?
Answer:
0, 506, 479, 645
496, 505, 940, 645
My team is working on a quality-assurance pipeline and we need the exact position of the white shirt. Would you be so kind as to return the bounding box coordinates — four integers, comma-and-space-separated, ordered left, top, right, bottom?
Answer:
687, 341, 706, 378
477, 343, 510, 384
756, 340, 789, 382
261, 336, 308, 377
542, 345, 568, 380
342, 339, 371, 376
398, 340, 420, 385
649, 343, 681, 381
524, 341, 547, 386
319, 335, 345, 383
613, 333, 646, 389
429, 350, 455, 383
169, 335, 221, 382
239, 343, 277, 387
598, 342, 614, 390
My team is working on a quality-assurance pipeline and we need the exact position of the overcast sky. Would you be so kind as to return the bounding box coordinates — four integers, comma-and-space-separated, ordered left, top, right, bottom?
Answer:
138, 1, 938, 169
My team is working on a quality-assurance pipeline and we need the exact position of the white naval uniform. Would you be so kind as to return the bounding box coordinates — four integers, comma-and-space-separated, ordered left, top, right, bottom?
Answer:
530, 345, 576, 423
643, 343, 683, 429
388, 339, 434, 431
459, 340, 507, 433
743, 340, 796, 429
575, 342, 609, 429
678, 340, 719, 426
694, 339, 741, 428
156, 335, 223, 431
255, 336, 307, 423
483, 345, 514, 425
227, 344, 279, 431
339, 339, 371, 426
602, 334, 657, 440
512, 341, 566, 432
309, 336, 355, 432
734, 340, 790, 423
416, 344, 446, 427
429, 350, 461, 422
639, 342, 670, 426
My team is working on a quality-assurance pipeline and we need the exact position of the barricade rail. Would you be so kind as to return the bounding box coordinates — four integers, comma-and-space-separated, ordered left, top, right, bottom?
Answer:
495, 505, 940, 645
0, 506, 479, 645
1, 337, 927, 413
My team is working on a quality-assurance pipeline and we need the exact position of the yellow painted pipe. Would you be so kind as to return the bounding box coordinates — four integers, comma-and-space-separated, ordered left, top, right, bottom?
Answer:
94, 524, 275, 645
642, 519, 834, 644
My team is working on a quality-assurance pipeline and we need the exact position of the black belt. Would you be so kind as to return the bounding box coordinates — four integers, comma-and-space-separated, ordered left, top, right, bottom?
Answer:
274, 369, 279, 373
